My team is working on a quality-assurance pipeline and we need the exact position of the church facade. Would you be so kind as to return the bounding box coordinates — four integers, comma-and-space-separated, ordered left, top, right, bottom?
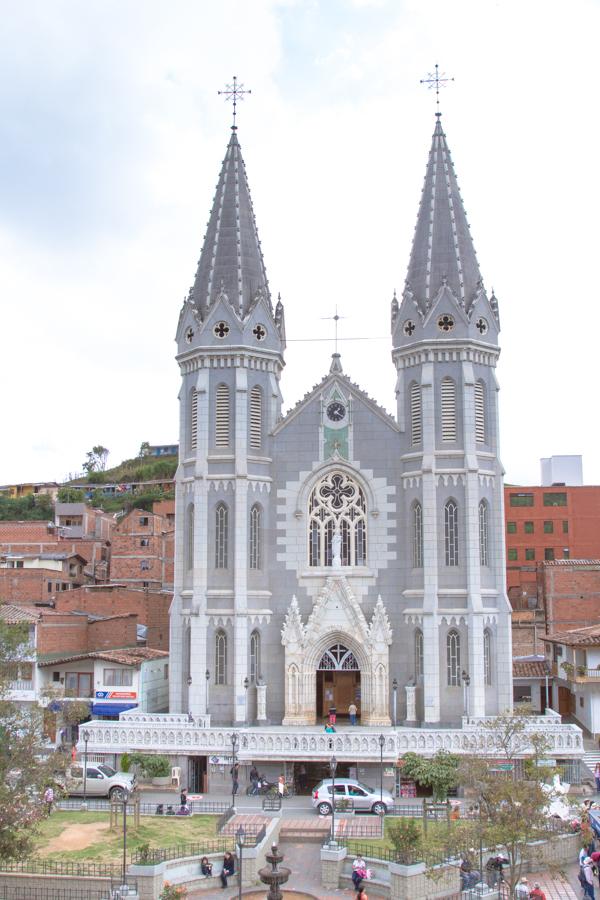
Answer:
170, 112, 513, 731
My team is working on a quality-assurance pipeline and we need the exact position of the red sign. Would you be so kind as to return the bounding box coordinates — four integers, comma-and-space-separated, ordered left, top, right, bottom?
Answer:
108, 691, 136, 699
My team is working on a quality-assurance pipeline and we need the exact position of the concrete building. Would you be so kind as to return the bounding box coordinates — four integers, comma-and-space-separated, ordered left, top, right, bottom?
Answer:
541, 455, 583, 487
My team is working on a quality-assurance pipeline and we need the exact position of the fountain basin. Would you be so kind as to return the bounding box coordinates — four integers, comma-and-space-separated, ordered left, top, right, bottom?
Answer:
239, 893, 319, 899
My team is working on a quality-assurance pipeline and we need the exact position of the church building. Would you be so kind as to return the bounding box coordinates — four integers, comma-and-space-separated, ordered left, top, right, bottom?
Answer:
169, 109, 514, 731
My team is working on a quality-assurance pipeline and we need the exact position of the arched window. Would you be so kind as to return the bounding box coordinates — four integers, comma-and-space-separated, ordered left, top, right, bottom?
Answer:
484, 629, 492, 686
249, 386, 262, 450
215, 384, 230, 447
475, 380, 486, 443
215, 630, 227, 685
215, 503, 229, 569
189, 389, 198, 452
415, 629, 424, 681
410, 382, 422, 446
444, 500, 459, 566
412, 502, 423, 568
308, 471, 367, 567
441, 377, 457, 442
479, 500, 489, 566
250, 630, 261, 683
186, 504, 194, 571
447, 630, 461, 686
249, 504, 262, 570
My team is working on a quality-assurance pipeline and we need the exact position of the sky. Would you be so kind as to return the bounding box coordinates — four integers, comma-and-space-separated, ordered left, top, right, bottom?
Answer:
1, 0, 599, 486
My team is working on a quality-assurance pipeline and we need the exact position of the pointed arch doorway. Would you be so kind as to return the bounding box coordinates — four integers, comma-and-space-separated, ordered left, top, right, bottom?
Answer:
316, 642, 361, 722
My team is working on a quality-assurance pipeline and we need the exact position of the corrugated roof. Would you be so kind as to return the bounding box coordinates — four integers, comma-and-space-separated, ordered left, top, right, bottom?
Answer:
38, 647, 168, 667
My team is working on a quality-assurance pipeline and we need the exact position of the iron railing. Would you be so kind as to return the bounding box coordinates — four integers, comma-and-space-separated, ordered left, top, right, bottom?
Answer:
56, 798, 229, 816
0, 860, 121, 878
0, 887, 110, 900
130, 837, 234, 865
216, 806, 235, 832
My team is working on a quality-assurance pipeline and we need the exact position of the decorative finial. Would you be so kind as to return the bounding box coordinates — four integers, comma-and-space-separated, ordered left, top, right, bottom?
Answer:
420, 63, 454, 116
218, 75, 252, 130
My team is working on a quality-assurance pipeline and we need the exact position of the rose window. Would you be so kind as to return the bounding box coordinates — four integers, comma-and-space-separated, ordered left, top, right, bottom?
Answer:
214, 321, 230, 339
404, 320, 416, 336
437, 314, 455, 332
308, 471, 367, 567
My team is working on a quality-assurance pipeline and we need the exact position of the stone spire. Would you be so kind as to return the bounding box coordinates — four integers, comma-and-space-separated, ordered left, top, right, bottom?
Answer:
404, 115, 483, 318
190, 129, 270, 319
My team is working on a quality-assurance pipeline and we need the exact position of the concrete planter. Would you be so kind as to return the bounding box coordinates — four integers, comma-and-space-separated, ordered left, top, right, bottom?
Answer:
151, 776, 171, 787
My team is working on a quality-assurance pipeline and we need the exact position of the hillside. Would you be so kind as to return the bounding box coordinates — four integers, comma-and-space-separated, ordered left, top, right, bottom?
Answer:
68, 455, 178, 486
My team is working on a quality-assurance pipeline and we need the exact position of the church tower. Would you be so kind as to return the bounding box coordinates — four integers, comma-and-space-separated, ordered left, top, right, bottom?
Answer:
392, 113, 512, 723
170, 125, 285, 721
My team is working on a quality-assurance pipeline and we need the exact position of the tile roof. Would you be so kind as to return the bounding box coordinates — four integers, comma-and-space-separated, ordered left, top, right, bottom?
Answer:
0, 603, 39, 623
38, 647, 168, 667
546, 624, 600, 646
513, 659, 549, 678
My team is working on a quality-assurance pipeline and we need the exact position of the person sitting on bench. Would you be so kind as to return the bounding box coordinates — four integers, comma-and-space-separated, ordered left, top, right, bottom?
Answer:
220, 851, 235, 888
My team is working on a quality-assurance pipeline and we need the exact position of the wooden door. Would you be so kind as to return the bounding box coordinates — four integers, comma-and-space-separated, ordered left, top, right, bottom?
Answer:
558, 686, 572, 716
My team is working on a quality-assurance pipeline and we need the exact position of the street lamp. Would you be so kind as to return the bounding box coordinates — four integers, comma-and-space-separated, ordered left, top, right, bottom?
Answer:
462, 670, 471, 719
205, 668, 210, 716
231, 732, 239, 810
392, 678, 398, 728
81, 728, 90, 809
121, 787, 130, 891
378, 733, 385, 808
329, 755, 338, 847
243, 676, 250, 725
236, 824, 246, 900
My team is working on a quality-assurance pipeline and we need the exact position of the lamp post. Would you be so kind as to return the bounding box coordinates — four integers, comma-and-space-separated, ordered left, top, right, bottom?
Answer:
231, 731, 239, 810
81, 728, 90, 809
205, 668, 210, 717
329, 754, 338, 847
462, 670, 471, 719
236, 824, 246, 900
121, 787, 130, 890
392, 678, 398, 728
378, 733, 385, 808
243, 675, 249, 725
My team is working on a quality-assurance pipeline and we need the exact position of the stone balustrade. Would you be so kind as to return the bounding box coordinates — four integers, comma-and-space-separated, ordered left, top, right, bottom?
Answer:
80, 715, 583, 761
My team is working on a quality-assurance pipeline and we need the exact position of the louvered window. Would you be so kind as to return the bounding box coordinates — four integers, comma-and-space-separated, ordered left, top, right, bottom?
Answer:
215, 503, 228, 569
484, 629, 492, 685
186, 504, 194, 571
250, 630, 261, 683
479, 500, 489, 566
444, 499, 459, 566
475, 381, 485, 443
215, 630, 227, 685
441, 377, 457, 442
412, 502, 423, 568
250, 386, 262, 449
215, 384, 230, 447
410, 382, 422, 446
249, 504, 262, 570
447, 630, 461, 686
190, 390, 198, 451
415, 629, 424, 681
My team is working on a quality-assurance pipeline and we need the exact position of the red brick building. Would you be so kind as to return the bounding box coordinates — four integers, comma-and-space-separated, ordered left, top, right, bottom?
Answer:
0, 520, 111, 582
110, 507, 174, 590
0, 552, 87, 601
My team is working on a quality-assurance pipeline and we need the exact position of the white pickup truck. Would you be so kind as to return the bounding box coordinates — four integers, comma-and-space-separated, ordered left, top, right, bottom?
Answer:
66, 763, 136, 800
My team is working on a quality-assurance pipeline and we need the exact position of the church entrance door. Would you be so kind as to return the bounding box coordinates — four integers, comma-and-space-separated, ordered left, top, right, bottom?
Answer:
316, 643, 361, 721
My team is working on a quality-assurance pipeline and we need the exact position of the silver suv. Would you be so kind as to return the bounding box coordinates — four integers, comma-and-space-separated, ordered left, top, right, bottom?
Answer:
312, 778, 394, 816
66, 763, 136, 800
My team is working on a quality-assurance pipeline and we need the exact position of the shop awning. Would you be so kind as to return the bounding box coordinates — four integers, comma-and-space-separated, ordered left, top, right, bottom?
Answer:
91, 702, 138, 717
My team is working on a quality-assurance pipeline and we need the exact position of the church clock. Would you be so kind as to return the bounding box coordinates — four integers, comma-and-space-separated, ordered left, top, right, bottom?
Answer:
326, 401, 346, 422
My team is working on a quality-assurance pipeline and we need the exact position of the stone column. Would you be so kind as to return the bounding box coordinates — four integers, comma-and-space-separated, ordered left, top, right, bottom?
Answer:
320, 845, 347, 891
404, 683, 417, 726
256, 681, 267, 725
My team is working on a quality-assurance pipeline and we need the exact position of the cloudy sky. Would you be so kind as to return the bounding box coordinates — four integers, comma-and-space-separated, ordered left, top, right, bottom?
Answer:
1, 0, 598, 486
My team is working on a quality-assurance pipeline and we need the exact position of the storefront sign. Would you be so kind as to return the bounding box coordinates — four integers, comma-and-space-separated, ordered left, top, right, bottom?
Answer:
95, 691, 137, 700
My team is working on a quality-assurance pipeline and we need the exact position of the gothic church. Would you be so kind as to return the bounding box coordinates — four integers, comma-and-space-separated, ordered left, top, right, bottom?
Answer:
170, 112, 513, 729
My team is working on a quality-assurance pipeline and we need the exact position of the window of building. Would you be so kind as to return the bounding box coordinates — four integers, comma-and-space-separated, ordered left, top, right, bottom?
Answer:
47, 582, 52, 593
524, 521, 534, 534
415, 629, 424, 681
215, 503, 229, 569
65, 672, 93, 697
474, 380, 486, 443
249, 386, 262, 450
308, 472, 367, 567
562, 520, 569, 534
103, 669, 133, 686
190, 389, 198, 451
250, 630, 261, 683
507, 522, 517, 534
525, 548, 535, 561
444, 500, 459, 567
543, 521, 554, 534
543, 492, 567, 507
139, 517, 149, 527
508, 548, 518, 561
186, 504, 194, 571
446, 630, 461, 686
544, 548, 555, 561
215, 384, 230, 447
141, 560, 150, 571
510, 493, 534, 507
479, 501, 489, 566
552, 643, 563, 661
215, 630, 227, 684
563, 548, 570, 559
164, 664, 168, 680
249, 504, 262, 570
142, 581, 149, 588
484, 629, 492, 686
412, 502, 423, 568
140, 538, 149, 547
441, 378, 457, 442
410, 382, 422, 446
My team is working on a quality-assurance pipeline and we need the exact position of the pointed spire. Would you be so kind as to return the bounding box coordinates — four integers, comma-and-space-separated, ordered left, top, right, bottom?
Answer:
190, 130, 270, 319
329, 353, 343, 374
404, 116, 483, 317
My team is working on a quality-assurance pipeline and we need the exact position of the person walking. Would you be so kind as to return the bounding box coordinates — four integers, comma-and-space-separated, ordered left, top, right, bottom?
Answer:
43, 786, 54, 816
348, 702, 357, 726
298, 763, 307, 793
249, 765, 259, 795
230, 762, 239, 796
582, 858, 596, 899
220, 851, 235, 888
529, 883, 546, 900
180, 787, 188, 809
514, 876, 529, 898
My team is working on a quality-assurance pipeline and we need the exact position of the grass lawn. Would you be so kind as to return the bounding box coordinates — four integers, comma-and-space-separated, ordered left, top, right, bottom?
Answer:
33, 811, 220, 864
345, 817, 472, 858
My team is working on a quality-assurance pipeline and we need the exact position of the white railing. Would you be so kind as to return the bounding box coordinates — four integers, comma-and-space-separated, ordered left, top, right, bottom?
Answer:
9, 680, 33, 691
80, 717, 584, 760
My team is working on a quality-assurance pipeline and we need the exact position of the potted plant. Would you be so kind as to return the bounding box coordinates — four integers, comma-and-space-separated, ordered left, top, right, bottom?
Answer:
560, 661, 574, 677
577, 665, 587, 677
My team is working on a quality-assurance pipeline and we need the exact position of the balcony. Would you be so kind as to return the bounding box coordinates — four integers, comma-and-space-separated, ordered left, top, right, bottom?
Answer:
7, 679, 35, 700
555, 664, 600, 684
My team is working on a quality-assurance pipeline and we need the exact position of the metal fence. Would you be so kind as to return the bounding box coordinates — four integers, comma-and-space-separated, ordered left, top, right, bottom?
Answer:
216, 806, 235, 832
0, 861, 120, 878
0, 888, 110, 900
56, 798, 229, 816
130, 837, 234, 865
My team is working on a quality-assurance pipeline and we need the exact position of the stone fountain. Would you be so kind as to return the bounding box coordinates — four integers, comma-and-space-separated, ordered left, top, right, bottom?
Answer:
257, 843, 291, 899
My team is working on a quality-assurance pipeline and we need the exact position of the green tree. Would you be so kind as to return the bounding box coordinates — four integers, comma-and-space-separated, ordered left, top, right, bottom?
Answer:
82, 445, 109, 474
57, 487, 84, 503
400, 751, 460, 800
0, 494, 54, 522
138, 441, 151, 458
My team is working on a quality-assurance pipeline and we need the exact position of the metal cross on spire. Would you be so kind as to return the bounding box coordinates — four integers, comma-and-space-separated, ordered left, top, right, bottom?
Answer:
420, 63, 454, 115
218, 75, 251, 130
321, 306, 346, 354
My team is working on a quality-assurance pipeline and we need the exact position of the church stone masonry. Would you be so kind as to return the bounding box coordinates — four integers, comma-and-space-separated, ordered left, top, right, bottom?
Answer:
170, 113, 513, 730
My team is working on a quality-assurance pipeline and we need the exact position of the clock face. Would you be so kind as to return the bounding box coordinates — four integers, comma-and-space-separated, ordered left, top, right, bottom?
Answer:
327, 401, 346, 422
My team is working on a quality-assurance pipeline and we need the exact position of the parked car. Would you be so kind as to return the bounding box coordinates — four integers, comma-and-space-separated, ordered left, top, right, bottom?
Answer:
312, 778, 394, 816
65, 763, 136, 800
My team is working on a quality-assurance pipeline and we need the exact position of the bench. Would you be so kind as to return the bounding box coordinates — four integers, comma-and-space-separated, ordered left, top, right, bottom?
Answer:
162, 856, 238, 894
339, 872, 389, 897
